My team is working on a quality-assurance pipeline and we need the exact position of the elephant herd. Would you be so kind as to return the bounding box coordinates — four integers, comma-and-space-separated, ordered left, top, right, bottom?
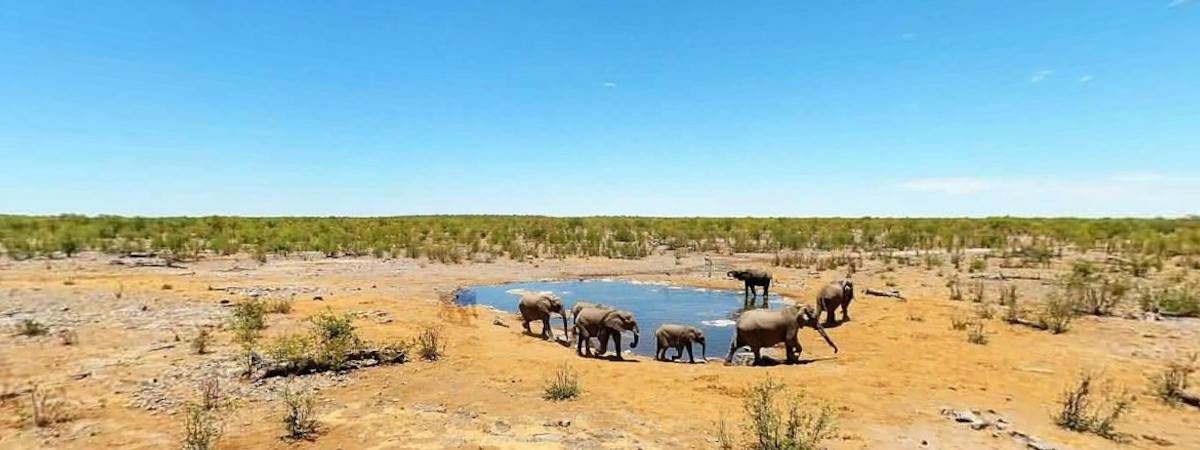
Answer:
514, 271, 856, 366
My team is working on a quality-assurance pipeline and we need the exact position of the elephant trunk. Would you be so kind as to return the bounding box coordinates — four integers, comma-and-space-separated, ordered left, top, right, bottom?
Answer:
630, 325, 639, 348
816, 323, 838, 354
561, 313, 570, 339
700, 341, 707, 361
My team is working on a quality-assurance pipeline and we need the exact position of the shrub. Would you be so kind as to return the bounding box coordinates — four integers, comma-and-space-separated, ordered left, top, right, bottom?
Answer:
1037, 292, 1078, 334
58, 329, 78, 346
969, 281, 986, 303
280, 385, 319, 441
265, 333, 315, 368
946, 277, 963, 301
197, 376, 225, 411
966, 322, 988, 345
543, 363, 581, 401
1151, 353, 1197, 405
27, 385, 70, 427
229, 300, 267, 345
742, 376, 836, 450
973, 303, 994, 320
191, 328, 212, 355
265, 299, 293, 314
14, 319, 48, 337
308, 311, 361, 369
950, 314, 970, 331
181, 402, 223, 450
1157, 283, 1200, 317
415, 326, 445, 361
968, 258, 987, 273
1054, 372, 1134, 440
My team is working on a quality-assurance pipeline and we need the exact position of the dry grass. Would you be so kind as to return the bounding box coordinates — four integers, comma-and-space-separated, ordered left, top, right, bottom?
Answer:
415, 326, 446, 361
58, 329, 78, 346
542, 363, 581, 401
27, 384, 71, 427
191, 328, 213, 355
1054, 372, 1134, 440
1150, 353, 1197, 406
739, 376, 836, 450
13, 318, 48, 337
966, 321, 987, 345
181, 403, 222, 450
280, 385, 319, 441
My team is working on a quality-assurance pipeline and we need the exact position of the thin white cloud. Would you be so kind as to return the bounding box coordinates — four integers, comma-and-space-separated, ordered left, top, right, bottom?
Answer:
1079, 75, 1094, 83
1030, 69, 1053, 83
602, 81, 617, 88
1168, 0, 1195, 8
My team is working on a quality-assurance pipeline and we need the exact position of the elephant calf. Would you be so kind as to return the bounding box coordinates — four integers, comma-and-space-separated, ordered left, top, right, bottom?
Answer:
517, 292, 569, 341
816, 280, 854, 325
573, 307, 639, 360
654, 324, 706, 363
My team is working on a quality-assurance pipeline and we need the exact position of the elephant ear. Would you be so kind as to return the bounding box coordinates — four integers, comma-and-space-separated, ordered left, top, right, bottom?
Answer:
843, 280, 854, 298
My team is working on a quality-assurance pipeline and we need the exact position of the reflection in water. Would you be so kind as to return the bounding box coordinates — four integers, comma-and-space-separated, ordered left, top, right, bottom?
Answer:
455, 280, 785, 357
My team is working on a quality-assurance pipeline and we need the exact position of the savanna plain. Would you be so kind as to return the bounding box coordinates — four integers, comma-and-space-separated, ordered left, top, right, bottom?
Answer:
1, 216, 1198, 449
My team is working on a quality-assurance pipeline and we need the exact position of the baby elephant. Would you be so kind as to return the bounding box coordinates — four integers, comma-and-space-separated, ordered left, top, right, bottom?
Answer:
654, 324, 706, 363
518, 292, 569, 341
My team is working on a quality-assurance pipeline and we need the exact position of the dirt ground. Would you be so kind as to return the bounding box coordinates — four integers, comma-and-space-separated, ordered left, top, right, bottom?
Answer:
1, 252, 1197, 449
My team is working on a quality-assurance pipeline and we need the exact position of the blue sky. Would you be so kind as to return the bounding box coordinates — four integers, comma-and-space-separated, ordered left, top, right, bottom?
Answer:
1, 1, 1197, 217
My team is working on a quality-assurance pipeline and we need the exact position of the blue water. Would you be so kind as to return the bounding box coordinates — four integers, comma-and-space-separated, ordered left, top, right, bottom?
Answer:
455, 279, 784, 358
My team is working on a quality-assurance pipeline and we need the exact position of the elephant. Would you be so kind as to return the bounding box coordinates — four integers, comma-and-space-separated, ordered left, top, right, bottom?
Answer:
571, 301, 607, 321
517, 292, 569, 341
816, 280, 854, 325
728, 269, 772, 307
724, 304, 837, 365
654, 324, 706, 363
573, 307, 639, 360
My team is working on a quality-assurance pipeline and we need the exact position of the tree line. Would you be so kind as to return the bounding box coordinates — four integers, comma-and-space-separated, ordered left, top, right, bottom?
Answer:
2, 215, 1198, 262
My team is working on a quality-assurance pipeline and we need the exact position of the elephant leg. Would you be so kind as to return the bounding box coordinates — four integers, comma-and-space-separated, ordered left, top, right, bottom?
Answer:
541, 317, 552, 339
522, 319, 531, 334
842, 300, 852, 322
611, 333, 623, 360
724, 334, 740, 364
575, 327, 587, 356
751, 347, 762, 366
825, 304, 836, 326
596, 329, 609, 356
673, 344, 684, 361
685, 343, 695, 363
762, 283, 770, 307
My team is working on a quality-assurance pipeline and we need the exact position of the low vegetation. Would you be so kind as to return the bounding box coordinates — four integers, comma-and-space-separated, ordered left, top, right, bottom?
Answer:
181, 403, 223, 450
27, 385, 70, 427
191, 328, 212, 355
728, 376, 836, 450
14, 318, 48, 337
415, 326, 445, 361
4, 215, 1200, 263
228, 300, 267, 345
1054, 372, 1134, 440
280, 385, 319, 441
966, 321, 987, 345
1150, 353, 1198, 406
542, 363, 581, 401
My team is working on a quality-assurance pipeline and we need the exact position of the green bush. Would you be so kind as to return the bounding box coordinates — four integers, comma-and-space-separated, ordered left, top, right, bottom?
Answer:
308, 311, 361, 369
741, 376, 836, 450
14, 319, 48, 337
229, 301, 267, 345
1054, 372, 1134, 440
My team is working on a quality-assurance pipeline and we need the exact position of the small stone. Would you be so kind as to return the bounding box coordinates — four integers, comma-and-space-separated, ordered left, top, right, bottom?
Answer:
557, 418, 571, 427
531, 433, 562, 443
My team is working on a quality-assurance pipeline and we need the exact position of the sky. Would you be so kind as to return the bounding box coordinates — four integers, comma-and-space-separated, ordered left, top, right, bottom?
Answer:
1, 1, 1198, 217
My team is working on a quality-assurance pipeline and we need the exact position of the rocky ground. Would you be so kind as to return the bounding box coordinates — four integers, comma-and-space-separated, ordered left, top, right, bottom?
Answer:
0, 251, 1197, 449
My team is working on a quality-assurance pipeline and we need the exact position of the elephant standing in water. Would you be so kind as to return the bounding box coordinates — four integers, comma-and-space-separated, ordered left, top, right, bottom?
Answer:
517, 292, 569, 341
573, 307, 639, 360
654, 324, 706, 363
816, 280, 854, 326
724, 304, 837, 365
728, 269, 772, 307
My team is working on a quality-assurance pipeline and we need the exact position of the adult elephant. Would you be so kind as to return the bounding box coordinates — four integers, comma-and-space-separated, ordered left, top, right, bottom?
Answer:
571, 301, 607, 321
728, 269, 772, 307
517, 292, 569, 341
724, 304, 837, 365
574, 307, 639, 360
816, 280, 854, 326
654, 324, 706, 363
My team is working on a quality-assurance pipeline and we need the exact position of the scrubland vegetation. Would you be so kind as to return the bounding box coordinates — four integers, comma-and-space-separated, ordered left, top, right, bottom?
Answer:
3, 215, 1200, 262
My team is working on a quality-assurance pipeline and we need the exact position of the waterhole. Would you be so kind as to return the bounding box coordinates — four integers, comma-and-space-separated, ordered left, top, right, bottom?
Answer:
455, 279, 785, 357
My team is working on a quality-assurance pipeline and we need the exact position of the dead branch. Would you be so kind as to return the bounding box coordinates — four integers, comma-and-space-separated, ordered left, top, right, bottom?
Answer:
863, 288, 905, 300
250, 347, 407, 380
1179, 391, 1200, 408
969, 273, 1043, 281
